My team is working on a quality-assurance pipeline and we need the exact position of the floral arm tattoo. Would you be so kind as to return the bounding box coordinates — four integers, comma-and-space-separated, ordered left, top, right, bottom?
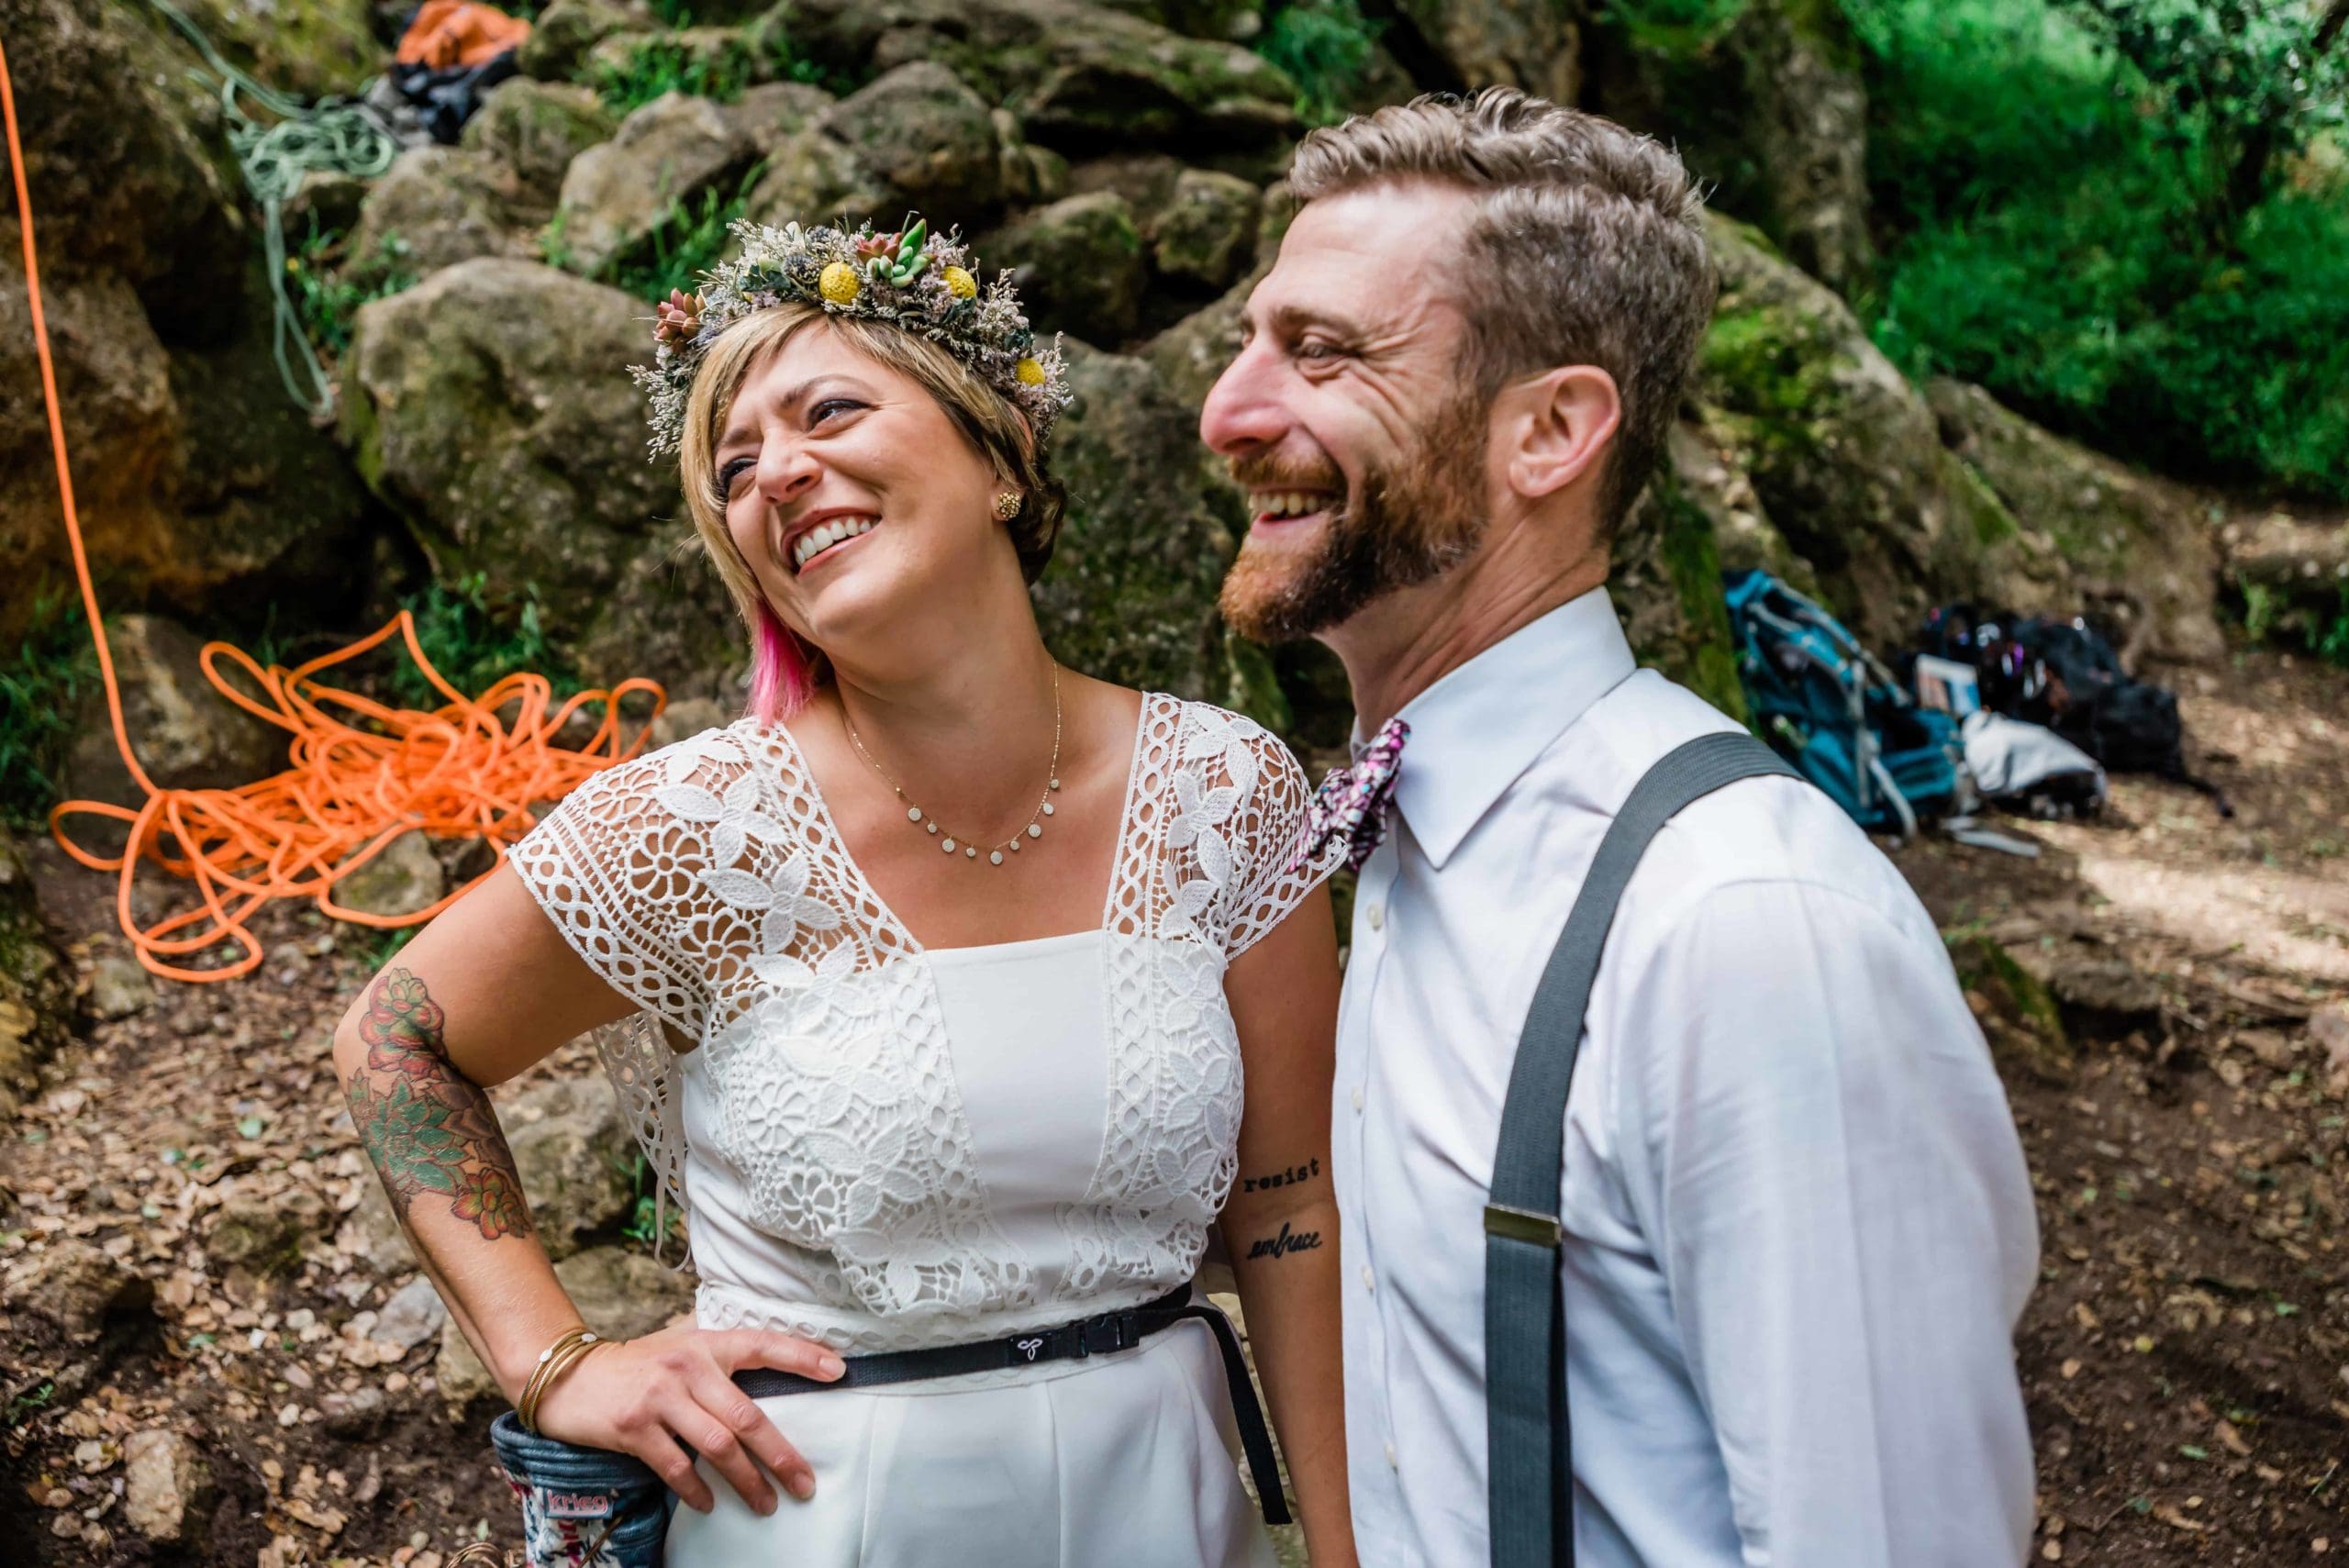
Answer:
343, 968, 535, 1243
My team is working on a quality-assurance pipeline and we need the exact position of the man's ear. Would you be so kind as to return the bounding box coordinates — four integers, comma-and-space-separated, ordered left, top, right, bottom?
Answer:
1501, 364, 1620, 502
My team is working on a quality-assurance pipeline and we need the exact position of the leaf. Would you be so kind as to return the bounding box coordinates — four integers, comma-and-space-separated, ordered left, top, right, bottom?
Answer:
656, 784, 724, 822
408, 1162, 459, 1195
699, 868, 775, 908
236, 1116, 265, 1139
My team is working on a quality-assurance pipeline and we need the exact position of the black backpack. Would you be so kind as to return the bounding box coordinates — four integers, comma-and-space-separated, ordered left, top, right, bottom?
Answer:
1918, 605, 2232, 817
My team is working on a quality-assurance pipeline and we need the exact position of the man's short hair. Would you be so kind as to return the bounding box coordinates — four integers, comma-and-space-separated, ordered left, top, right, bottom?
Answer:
1288, 88, 1715, 537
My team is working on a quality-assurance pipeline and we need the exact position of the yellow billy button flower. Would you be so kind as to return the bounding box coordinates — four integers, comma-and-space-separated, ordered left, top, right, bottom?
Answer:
942, 265, 978, 299
1015, 357, 1047, 385
818, 261, 862, 306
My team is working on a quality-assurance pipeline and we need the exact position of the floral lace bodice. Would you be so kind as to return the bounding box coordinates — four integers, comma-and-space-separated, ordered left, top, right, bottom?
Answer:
508, 694, 1340, 1351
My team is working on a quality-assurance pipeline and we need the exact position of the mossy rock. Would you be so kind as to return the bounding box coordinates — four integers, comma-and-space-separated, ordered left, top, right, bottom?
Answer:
740, 125, 895, 230
1387, 0, 1580, 105
166, 0, 379, 101
344, 146, 542, 289
986, 192, 1149, 346
1097, 0, 1265, 42
1152, 169, 1261, 292
1587, 0, 1871, 295
0, 827, 72, 1125
1033, 343, 1246, 707
338, 258, 740, 696
1948, 933, 2074, 1086
463, 81, 621, 201
1614, 438, 1748, 726
783, 0, 1297, 150
1696, 214, 1979, 644
518, 0, 651, 81
817, 61, 1003, 223
1927, 378, 2221, 662
553, 92, 761, 275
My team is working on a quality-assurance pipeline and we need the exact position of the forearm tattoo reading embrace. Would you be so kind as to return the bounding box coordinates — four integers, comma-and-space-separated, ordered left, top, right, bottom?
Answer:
343, 969, 535, 1243
1239, 1154, 1327, 1262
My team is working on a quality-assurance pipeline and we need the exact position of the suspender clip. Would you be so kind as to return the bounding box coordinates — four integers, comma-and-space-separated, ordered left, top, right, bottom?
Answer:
1483, 1203, 1563, 1248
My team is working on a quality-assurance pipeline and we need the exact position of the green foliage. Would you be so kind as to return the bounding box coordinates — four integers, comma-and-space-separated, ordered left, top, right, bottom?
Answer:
287, 221, 418, 358
587, 21, 839, 114
619, 1151, 684, 1249
363, 924, 419, 970
607, 163, 766, 302
1601, 0, 1753, 52
591, 31, 764, 111
2056, 0, 2349, 234
1255, 0, 1384, 126
388, 572, 575, 714
2239, 579, 2349, 667
0, 589, 97, 830
536, 206, 580, 273
1854, 0, 2349, 502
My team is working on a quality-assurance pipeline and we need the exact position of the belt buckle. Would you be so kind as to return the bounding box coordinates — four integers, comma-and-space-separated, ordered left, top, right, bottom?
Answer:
1074, 1308, 1140, 1358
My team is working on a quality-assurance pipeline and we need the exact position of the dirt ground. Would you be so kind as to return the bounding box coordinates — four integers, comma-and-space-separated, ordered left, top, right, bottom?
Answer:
2, 643, 2344, 1566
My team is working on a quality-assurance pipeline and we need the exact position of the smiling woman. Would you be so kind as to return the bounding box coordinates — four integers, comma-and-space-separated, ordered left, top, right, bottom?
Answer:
333, 213, 1359, 1568
677, 298, 1067, 723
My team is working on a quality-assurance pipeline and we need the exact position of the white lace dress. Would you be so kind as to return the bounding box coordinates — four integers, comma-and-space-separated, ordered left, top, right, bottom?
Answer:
508, 694, 1341, 1566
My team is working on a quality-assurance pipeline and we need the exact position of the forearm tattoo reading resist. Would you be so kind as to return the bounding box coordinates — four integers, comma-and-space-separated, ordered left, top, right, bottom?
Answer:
342, 969, 536, 1243
1239, 1157, 1321, 1195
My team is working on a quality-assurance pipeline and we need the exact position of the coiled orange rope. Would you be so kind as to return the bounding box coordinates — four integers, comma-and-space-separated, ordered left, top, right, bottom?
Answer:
3, 36, 664, 983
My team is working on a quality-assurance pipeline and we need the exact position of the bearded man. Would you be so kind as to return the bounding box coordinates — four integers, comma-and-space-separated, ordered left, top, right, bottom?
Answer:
1202, 89, 2039, 1567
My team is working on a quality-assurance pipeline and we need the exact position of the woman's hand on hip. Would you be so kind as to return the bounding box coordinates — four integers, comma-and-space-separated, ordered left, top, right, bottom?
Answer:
533, 1320, 846, 1514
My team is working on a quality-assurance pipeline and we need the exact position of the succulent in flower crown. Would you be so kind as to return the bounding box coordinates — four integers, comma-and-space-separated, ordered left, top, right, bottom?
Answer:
629, 214, 1073, 461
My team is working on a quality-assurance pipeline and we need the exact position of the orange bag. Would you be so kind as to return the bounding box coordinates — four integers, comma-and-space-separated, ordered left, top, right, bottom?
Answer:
395, 1, 531, 72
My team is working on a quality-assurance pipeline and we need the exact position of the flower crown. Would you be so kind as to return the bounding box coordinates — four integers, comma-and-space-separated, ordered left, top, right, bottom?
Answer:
630, 215, 1073, 461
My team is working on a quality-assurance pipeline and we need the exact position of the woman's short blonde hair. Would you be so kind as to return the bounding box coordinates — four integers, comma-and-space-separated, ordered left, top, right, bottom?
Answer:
676, 305, 1067, 710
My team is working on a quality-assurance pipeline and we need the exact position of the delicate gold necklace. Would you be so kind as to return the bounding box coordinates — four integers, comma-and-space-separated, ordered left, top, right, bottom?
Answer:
842, 665, 1063, 867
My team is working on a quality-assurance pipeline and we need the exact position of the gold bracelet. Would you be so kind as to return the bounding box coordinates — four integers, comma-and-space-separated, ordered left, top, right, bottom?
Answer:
520, 1329, 603, 1432
528, 1334, 605, 1431
517, 1326, 601, 1433
518, 1331, 598, 1433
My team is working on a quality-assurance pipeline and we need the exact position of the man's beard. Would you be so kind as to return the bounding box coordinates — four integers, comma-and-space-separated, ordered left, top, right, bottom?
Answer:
1219, 391, 1491, 643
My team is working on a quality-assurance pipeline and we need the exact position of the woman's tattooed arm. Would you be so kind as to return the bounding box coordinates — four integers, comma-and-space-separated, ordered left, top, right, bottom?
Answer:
1235, 1154, 1329, 1261
343, 968, 535, 1242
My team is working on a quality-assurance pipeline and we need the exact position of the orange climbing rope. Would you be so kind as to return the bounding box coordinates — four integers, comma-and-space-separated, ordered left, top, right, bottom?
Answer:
2, 36, 665, 984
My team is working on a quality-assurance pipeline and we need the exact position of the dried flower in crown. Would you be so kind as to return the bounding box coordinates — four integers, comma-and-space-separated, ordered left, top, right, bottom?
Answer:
652, 289, 701, 350
629, 213, 1073, 461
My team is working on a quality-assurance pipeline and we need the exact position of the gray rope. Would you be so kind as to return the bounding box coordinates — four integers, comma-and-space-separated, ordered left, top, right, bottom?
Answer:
141, 0, 401, 412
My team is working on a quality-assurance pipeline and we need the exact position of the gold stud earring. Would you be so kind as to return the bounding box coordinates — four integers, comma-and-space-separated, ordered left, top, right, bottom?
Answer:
992, 491, 1021, 522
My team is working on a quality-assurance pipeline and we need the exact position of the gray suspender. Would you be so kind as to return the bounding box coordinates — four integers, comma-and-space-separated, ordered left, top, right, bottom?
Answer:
1485, 732, 1800, 1568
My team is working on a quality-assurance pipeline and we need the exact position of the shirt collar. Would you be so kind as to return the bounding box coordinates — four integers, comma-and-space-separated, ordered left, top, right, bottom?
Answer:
1368, 586, 1638, 871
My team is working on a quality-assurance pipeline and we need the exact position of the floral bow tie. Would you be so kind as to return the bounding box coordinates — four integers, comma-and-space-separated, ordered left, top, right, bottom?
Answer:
1293, 717, 1409, 873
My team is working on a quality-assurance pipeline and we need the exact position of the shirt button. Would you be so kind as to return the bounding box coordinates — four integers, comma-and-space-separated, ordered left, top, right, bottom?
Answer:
1360, 1264, 1375, 1293
1384, 1442, 1398, 1470
1350, 1084, 1364, 1112
1364, 902, 1385, 931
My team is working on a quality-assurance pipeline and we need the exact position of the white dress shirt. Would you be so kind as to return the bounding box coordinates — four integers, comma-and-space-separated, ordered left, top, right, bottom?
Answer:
1334, 588, 2039, 1568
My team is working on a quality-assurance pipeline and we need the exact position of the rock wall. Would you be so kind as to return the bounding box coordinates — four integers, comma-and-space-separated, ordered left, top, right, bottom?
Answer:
0, 0, 375, 649
3, 0, 2231, 746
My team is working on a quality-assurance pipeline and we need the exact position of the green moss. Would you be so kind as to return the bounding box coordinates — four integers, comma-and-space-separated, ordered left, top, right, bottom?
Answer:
1222, 629, 1293, 733
1946, 932, 2073, 1084
1603, 0, 1750, 61
1699, 305, 1839, 466
1645, 471, 1750, 724
1943, 450, 2021, 547
0, 588, 98, 830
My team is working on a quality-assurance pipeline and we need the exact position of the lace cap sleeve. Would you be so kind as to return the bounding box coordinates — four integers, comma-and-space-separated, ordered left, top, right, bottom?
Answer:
506, 728, 743, 1042
1206, 712, 1343, 962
